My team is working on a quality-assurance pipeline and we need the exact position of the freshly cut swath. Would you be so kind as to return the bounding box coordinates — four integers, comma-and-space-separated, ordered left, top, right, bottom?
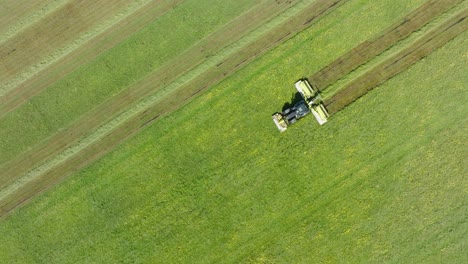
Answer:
0, 0, 347, 217
308, 0, 463, 91
324, 7, 468, 114
0, 0, 184, 116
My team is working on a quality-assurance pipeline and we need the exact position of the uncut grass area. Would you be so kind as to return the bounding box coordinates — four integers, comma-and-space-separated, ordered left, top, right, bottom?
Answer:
0, 23, 466, 264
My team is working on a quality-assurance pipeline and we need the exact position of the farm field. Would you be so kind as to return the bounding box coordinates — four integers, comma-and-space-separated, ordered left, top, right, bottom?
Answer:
0, 0, 69, 43
0, 0, 467, 262
0, 0, 256, 165
323, 0, 467, 113
0, 0, 165, 96
0, 0, 351, 214
309, 0, 464, 95
0, 23, 466, 264
0, 0, 185, 113
0, 0, 434, 215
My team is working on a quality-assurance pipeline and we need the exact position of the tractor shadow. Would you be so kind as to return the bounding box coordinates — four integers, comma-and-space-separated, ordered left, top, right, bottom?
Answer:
282, 92, 303, 111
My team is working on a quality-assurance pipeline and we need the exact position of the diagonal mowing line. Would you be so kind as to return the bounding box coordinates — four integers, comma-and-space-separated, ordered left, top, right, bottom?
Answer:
0, 0, 300, 188
0, 0, 71, 45
324, 8, 468, 114
0, 1, 307, 194
0, 0, 184, 116
321, 0, 468, 98
0, 0, 185, 117
0, 0, 158, 97
308, 0, 463, 91
0, 0, 348, 217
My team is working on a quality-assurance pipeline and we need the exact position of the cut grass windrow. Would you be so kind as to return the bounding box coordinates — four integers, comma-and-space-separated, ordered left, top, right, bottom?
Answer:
308, 0, 463, 91
321, 0, 467, 99
324, 7, 468, 114
0, 0, 184, 117
0, 0, 258, 166
0, 0, 70, 45
0, 0, 296, 191
0, 0, 348, 217
0, 0, 158, 97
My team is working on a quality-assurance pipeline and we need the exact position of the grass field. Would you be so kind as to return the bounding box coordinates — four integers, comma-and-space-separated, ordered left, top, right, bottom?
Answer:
0, 0, 466, 262
310, 0, 463, 94
0, 27, 465, 263
0, 0, 332, 206
0, 0, 69, 44
0, 0, 185, 112
324, 1, 467, 113
0, 0, 424, 185
0, 0, 349, 213
0, 0, 157, 94
0, 0, 256, 165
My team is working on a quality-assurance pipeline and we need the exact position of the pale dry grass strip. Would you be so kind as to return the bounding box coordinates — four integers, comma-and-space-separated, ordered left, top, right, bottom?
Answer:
0, 0, 154, 96
321, 0, 468, 98
0, 0, 300, 200
0, 0, 184, 117
0, 0, 346, 216
324, 8, 468, 114
308, 0, 463, 91
0, 0, 70, 45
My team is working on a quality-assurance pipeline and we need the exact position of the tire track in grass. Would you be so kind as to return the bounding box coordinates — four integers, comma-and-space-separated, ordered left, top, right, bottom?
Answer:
308, 0, 463, 91
0, 0, 184, 117
324, 8, 468, 114
0, 0, 158, 97
0, 0, 348, 217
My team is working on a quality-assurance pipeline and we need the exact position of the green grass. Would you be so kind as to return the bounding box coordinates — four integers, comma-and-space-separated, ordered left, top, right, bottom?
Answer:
0, 0, 337, 199
321, 0, 468, 98
0, 0, 255, 165
1, 0, 466, 263
0, 0, 426, 166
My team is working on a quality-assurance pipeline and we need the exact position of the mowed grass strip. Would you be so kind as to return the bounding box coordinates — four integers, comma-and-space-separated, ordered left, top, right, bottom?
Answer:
0, 0, 297, 195
0, 0, 184, 116
0, 0, 432, 213
0, 0, 346, 216
0, 0, 141, 85
0, 0, 69, 44
0, 26, 465, 263
325, 6, 468, 114
0, 0, 427, 174
0, 0, 160, 96
308, 0, 463, 90
321, 0, 467, 99
0, 0, 256, 166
